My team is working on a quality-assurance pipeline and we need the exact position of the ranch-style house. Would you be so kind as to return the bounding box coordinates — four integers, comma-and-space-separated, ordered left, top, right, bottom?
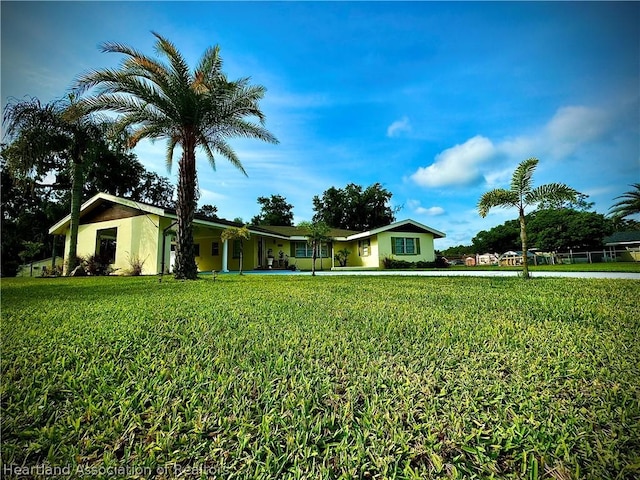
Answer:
49, 193, 446, 275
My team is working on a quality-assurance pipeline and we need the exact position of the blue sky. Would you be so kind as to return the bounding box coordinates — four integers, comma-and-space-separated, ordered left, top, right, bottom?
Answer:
2, 1, 638, 248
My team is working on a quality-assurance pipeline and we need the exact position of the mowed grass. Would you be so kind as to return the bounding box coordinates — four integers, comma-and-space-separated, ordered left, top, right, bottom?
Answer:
1, 275, 639, 479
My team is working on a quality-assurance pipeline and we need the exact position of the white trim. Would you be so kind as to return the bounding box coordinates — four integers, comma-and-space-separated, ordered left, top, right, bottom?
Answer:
346, 219, 446, 241
48, 192, 166, 234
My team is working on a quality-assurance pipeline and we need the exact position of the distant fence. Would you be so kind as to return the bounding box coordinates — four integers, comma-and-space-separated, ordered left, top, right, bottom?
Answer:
447, 247, 640, 266
554, 248, 639, 264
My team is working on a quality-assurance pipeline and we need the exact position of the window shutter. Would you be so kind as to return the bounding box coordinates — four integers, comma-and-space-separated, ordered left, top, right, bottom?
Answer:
290, 242, 296, 258
415, 238, 421, 255
391, 237, 397, 255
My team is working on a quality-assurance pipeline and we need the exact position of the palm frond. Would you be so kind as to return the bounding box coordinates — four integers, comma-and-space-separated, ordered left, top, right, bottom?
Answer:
525, 183, 579, 207
195, 45, 225, 89
609, 183, 640, 218
151, 32, 191, 88
510, 157, 538, 195
477, 189, 519, 217
165, 135, 180, 173
71, 32, 277, 188
203, 136, 247, 176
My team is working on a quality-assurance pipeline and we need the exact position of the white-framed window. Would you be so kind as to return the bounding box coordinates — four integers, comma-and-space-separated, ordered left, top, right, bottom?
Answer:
293, 241, 329, 258
358, 239, 371, 257
391, 237, 421, 255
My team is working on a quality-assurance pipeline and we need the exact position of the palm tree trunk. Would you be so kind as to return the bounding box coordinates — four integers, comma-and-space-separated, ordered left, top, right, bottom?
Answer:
311, 241, 317, 276
519, 208, 530, 279
174, 140, 198, 280
66, 159, 84, 274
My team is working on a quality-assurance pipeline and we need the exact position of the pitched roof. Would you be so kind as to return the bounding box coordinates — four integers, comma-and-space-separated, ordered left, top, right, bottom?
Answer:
48, 193, 251, 235
346, 219, 446, 240
257, 225, 359, 239
49, 193, 447, 241
603, 231, 640, 245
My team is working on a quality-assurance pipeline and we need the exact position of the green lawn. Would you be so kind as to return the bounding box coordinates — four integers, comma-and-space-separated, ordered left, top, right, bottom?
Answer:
2, 275, 639, 479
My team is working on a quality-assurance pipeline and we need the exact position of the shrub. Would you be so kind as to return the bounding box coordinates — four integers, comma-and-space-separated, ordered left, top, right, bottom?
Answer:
82, 253, 113, 276
40, 264, 63, 277
63, 256, 84, 275
125, 253, 146, 276
382, 257, 447, 269
334, 248, 351, 267
416, 260, 437, 268
382, 257, 414, 269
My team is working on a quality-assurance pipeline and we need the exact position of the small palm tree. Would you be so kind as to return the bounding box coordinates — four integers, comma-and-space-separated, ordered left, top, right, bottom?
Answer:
298, 220, 331, 276
221, 226, 250, 275
74, 32, 278, 279
478, 158, 579, 279
609, 184, 640, 220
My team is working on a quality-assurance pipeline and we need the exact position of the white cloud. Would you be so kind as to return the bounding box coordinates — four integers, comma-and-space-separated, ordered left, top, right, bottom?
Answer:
544, 106, 609, 158
410, 135, 496, 187
407, 199, 445, 216
387, 116, 412, 138
417, 206, 445, 216
411, 104, 616, 190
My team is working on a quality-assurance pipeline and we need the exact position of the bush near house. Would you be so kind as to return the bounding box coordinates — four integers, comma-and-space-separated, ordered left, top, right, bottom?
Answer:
1, 276, 638, 479
382, 256, 450, 269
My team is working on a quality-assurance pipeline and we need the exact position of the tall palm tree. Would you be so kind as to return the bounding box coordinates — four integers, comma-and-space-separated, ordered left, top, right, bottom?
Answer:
73, 32, 278, 279
2, 97, 105, 273
609, 183, 640, 220
478, 158, 579, 279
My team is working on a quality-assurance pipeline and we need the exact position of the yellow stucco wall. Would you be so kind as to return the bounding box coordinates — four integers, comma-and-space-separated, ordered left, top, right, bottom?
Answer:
341, 237, 381, 268
376, 231, 436, 263
65, 214, 162, 275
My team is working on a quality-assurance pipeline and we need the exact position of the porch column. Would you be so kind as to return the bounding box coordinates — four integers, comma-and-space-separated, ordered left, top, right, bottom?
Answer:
222, 239, 229, 272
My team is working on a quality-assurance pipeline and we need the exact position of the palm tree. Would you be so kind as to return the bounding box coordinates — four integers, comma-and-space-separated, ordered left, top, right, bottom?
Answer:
297, 220, 331, 276
609, 184, 640, 220
3, 97, 105, 273
73, 32, 278, 279
478, 158, 579, 279
221, 226, 250, 275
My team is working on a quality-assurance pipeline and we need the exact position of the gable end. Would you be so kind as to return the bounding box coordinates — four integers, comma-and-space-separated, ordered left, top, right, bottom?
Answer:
81, 203, 144, 224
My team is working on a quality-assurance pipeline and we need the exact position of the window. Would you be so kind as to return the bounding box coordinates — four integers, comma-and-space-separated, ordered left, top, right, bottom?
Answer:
391, 237, 421, 255
293, 241, 329, 258
96, 228, 117, 264
358, 239, 371, 257
211, 242, 219, 256
232, 240, 242, 259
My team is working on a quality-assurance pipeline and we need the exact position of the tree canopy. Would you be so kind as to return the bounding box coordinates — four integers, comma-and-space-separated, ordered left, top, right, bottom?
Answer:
251, 195, 294, 226
1, 97, 174, 277
312, 183, 398, 231
469, 208, 615, 254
